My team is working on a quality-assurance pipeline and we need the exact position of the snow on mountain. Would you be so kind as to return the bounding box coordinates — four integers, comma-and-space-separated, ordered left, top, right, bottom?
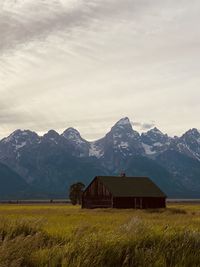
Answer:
0, 118, 199, 163
86, 117, 145, 163
15, 141, 27, 150
141, 127, 171, 156
62, 128, 90, 157
2, 129, 39, 144
1, 117, 200, 198
42, 130, 62, 145
142, 143, 156, 155
93, 117, 145, 162
0, 130, 40, 154
141, 127, 170, 145
89, 142, 104, 158
0, 130, 41, 177
115, 117, 131, 127
171, 128, 200, 161
62, 128, 86, 146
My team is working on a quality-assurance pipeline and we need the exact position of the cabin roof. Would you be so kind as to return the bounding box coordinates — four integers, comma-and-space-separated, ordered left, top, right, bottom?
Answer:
96, 176, 166, 198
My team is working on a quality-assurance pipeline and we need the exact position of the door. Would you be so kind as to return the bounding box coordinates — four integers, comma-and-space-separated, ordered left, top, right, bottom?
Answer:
135, 198, 142, 209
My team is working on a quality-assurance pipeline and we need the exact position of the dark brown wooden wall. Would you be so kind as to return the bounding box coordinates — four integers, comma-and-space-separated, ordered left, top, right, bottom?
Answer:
83, 177, 111, 197
82, 177, 112, 208
113, 197, 166, 209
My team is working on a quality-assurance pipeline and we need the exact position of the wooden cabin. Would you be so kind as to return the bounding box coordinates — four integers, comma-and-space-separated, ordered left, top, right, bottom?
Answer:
82, 176, 166, 209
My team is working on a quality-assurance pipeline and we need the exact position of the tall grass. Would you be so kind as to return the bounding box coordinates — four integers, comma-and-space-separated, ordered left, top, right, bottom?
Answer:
0, 204, 199, 267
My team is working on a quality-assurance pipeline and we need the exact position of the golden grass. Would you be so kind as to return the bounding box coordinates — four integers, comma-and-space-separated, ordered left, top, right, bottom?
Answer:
0, 203, 200, 266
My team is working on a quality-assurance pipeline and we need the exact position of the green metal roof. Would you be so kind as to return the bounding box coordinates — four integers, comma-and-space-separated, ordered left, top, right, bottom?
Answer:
97, 176, 166, 198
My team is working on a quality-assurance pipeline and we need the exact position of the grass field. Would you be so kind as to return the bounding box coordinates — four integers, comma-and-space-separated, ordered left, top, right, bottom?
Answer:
0, 203, 200, 267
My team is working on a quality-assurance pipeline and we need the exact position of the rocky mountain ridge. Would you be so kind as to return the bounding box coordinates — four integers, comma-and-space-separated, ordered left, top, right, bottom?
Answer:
1, 117, 199, 161
0, 117, 200, 199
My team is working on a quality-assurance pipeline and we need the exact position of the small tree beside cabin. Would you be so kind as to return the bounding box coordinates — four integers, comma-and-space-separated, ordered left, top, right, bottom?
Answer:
69, 182, 85, 205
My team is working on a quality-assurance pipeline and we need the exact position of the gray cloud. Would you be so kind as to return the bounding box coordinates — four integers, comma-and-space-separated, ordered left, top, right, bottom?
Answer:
0, 0, 200, 139
0, 0, 188, 55
0, 0, 143, 54
0, 1, 85, 53
133, 121, 156, 131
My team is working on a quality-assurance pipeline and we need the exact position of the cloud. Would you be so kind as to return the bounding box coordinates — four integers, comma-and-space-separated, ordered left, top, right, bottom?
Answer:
0, 0, 144, 55
133, 121, 156, 131
0, 0, 200, 139
0, 0, 85, 54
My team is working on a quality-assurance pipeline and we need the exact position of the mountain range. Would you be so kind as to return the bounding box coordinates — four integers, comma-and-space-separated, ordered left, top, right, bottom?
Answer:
0, 117, 200, 199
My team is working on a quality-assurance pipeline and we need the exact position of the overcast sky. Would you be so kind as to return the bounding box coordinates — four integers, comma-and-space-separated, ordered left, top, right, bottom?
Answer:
0, 0, 200, 140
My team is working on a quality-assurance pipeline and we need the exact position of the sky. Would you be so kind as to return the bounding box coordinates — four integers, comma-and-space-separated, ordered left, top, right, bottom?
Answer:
0, 0, 200, 140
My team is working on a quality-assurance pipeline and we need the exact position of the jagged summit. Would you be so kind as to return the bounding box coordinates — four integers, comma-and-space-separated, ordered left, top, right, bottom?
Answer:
99, 117, 145, 159
150, 127, 163, 134
172, 128, 200, 160
43, 130, 60, 142
0, 129, 40, 157
62, 128, 89, 157
2, 129, 39, 145
44, 130, 59, 137
62, 127, 81, 139
110, 117, 136, 138
0, 119, 199, 160
180, 128, 200, 145
62, 127, 87, 145
114, 117, 131, 127
182, 128, 200, 138
0, 118, 200, 199
3, 129, 38, 142
111, 117, 135, 135
141, 127, 170, 155
41, 130, 64, 146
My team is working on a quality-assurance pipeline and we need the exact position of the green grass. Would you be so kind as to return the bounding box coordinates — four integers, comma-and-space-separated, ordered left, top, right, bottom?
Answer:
0, 203, 200, 266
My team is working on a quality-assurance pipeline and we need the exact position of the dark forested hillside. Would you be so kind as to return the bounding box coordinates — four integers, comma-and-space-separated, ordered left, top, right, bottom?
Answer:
0, 162, 28, 199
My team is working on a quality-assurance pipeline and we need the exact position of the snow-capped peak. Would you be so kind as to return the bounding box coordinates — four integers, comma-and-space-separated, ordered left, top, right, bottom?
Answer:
183, 128, 200, 138
141, 127, 170, 155
62, 128, 86, 145
109, 117, 139, 140
141, 127, 167, 140
43, 130, 60, 144
2, 129, 39, 144
179, 128, 200, 146
62, 128, 81, 139
1, 129, 40, 152
114, 117, 131, 127
149, 127, 163, 135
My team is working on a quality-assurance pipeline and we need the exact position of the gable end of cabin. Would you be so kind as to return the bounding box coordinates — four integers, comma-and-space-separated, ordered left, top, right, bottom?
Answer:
82, 177, 113, 208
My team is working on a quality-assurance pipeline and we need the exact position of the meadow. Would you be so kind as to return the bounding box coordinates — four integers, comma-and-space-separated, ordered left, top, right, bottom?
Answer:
0, 203, 200, 267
